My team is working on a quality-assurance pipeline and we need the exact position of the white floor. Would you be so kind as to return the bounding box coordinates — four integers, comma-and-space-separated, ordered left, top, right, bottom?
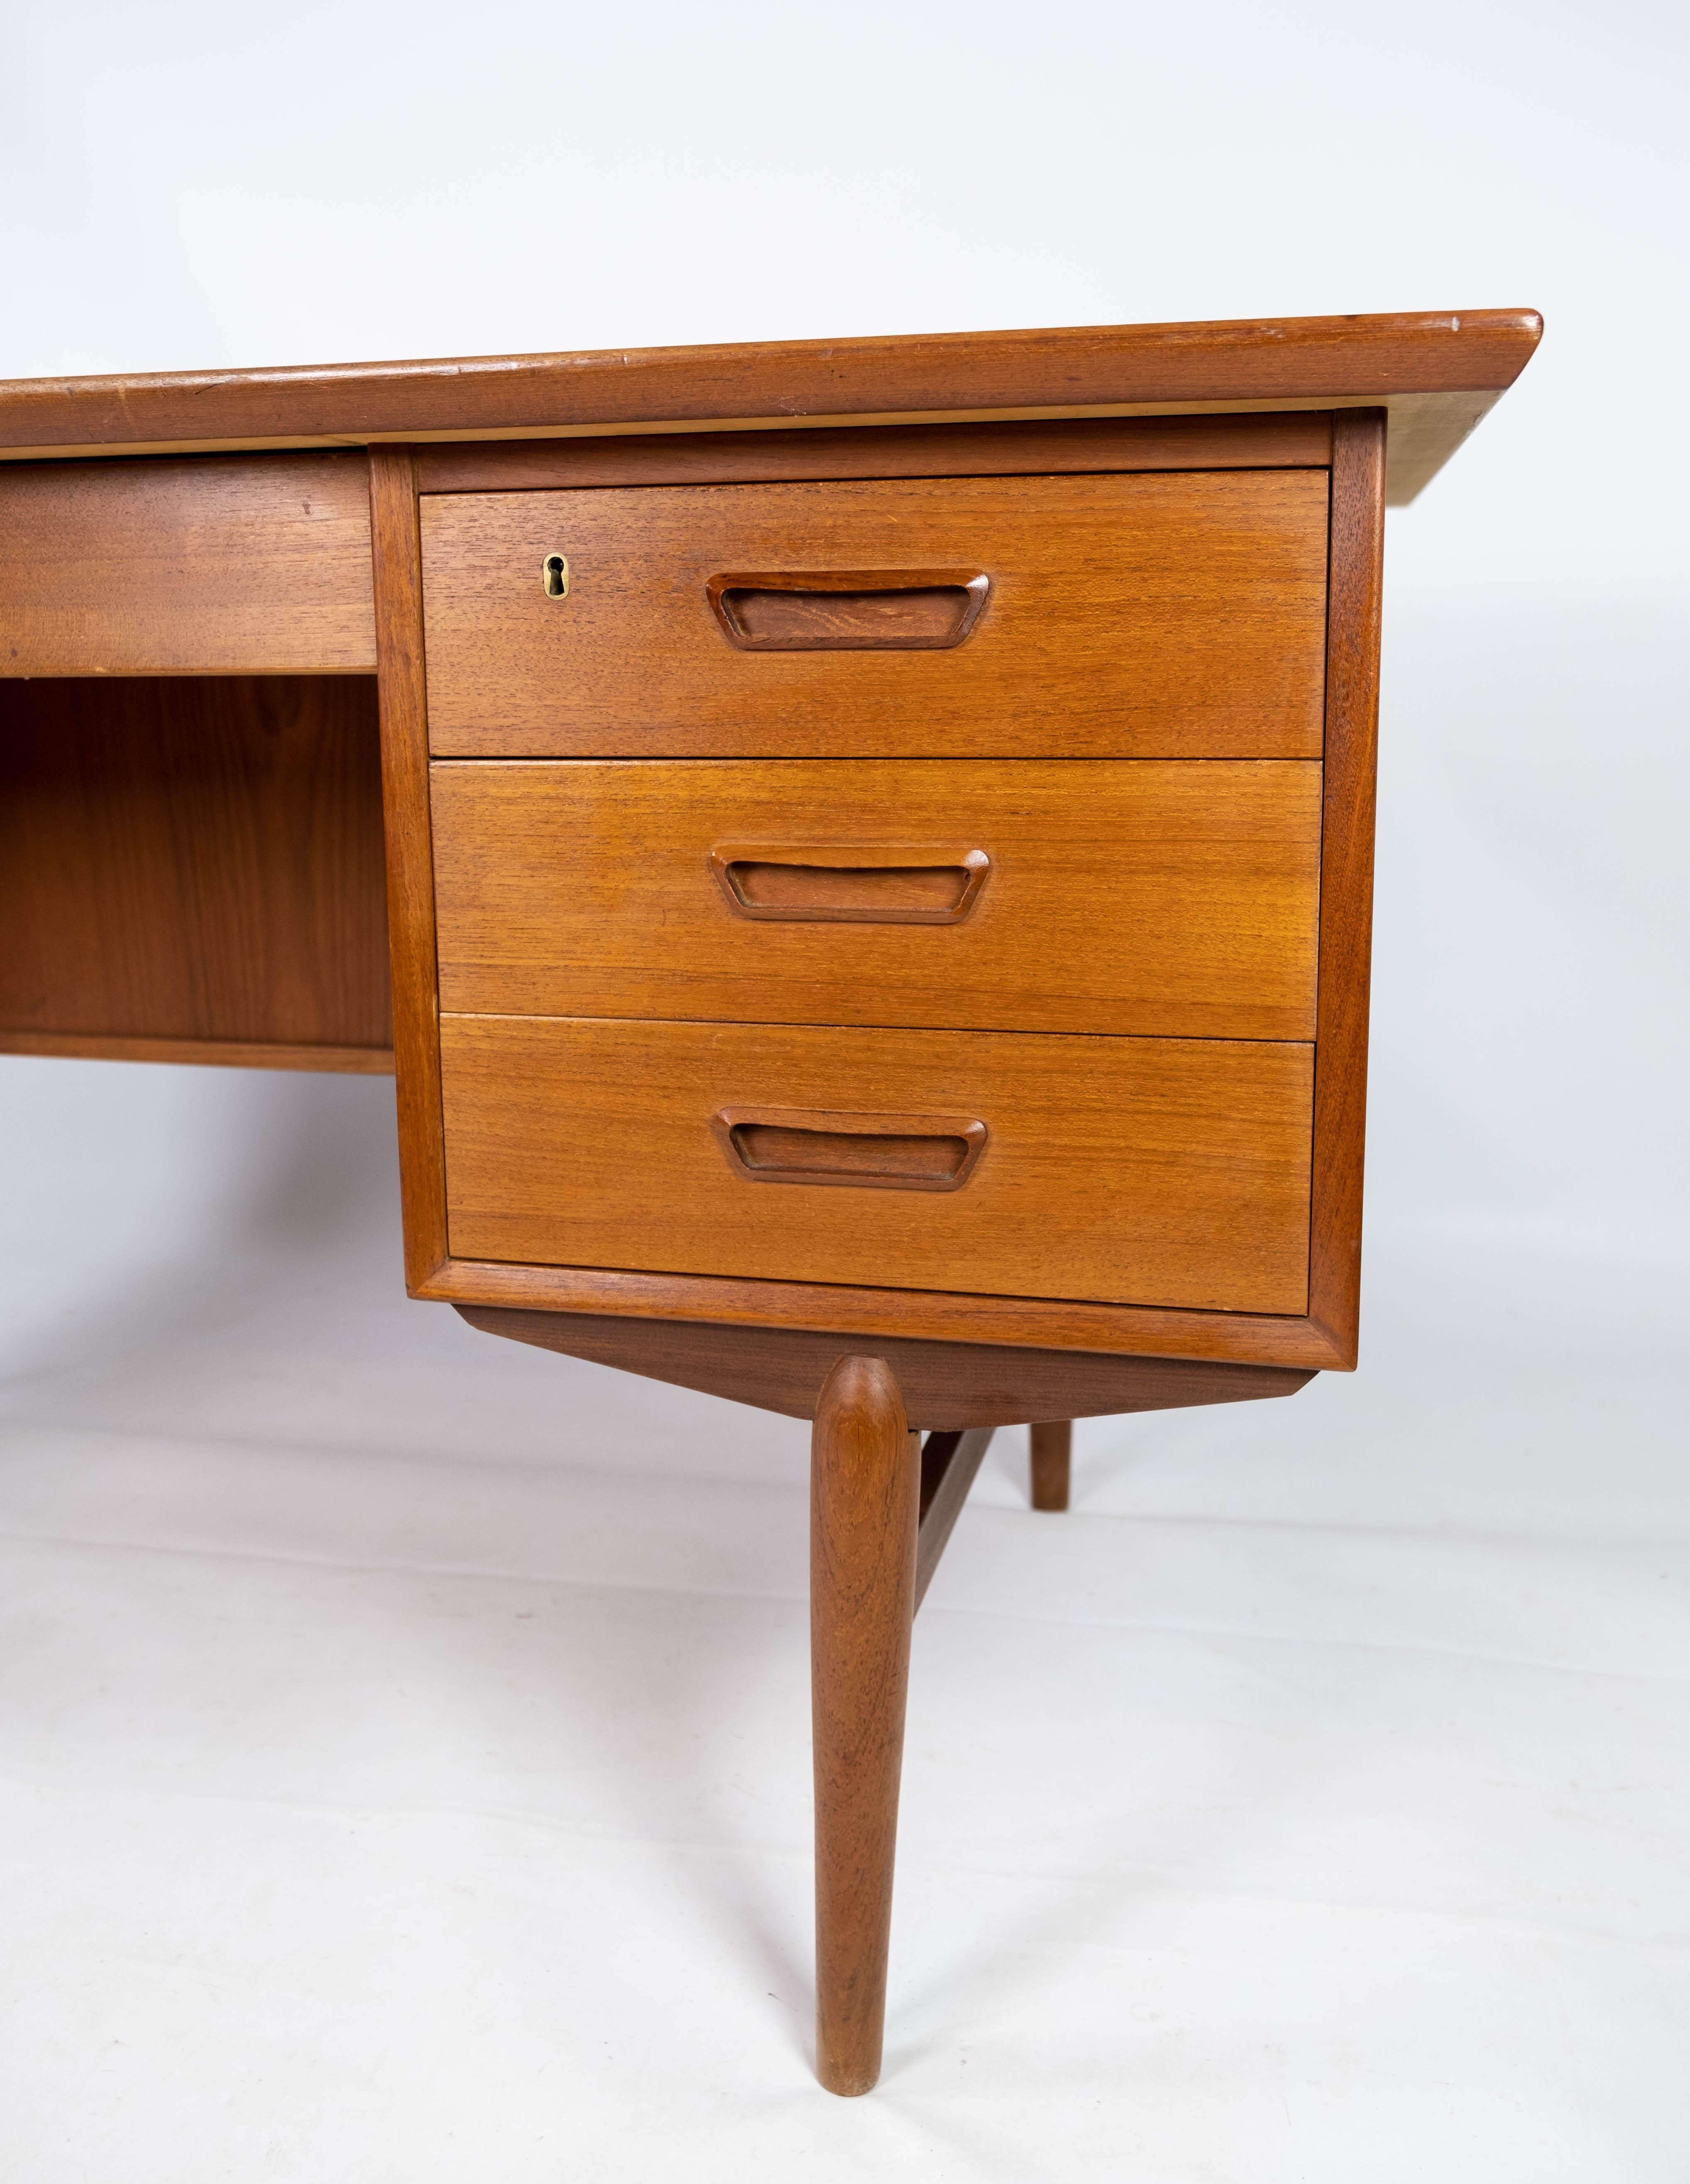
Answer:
2, 1061, 1686, 2181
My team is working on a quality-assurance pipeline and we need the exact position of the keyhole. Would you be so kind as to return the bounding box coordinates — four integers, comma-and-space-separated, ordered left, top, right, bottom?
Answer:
542, 553, 569, 599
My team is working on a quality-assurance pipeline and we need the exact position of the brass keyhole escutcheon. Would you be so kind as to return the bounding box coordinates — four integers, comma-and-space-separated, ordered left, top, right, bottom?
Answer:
542, 553, 569, 599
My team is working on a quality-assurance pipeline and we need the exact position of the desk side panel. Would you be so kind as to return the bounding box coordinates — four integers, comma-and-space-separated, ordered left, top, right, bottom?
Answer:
1305, 411, 1386, 1368
369, 447, 452, 1289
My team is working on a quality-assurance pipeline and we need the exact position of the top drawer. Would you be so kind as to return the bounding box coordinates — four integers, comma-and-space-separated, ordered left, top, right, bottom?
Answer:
1, 453, 377, 676
419, 470, 1330, 758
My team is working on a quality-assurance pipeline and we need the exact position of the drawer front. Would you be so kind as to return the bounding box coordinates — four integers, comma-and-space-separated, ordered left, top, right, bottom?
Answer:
420, 471, 1329, 758
440, 1017, 1314, 1314
0, 454, 377, 676
431, 759, 1322, 1042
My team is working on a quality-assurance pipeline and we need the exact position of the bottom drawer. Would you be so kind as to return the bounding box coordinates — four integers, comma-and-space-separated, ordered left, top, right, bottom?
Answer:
440, 1017, 1314, 1315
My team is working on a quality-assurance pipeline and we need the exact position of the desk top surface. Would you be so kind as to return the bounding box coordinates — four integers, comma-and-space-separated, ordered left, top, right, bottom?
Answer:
0, 308, 1541, 503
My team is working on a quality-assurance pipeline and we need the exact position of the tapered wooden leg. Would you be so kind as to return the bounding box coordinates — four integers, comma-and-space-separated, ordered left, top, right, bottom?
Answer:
1030, 1419, 1072, 1511
811, 1355, 920, 2096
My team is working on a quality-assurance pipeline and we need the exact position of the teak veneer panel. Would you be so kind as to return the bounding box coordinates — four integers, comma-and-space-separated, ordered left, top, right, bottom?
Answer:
439, 1016, 1315, 1315
0, 676, 391, 1054
430, 758, 1323, 1041
0, 453, 377, 676
419, 471, 1330, 758
414, 413, 1333, 494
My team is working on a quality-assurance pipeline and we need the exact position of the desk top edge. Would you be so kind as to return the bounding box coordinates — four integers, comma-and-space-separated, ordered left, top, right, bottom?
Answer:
0, 309, 1542, 500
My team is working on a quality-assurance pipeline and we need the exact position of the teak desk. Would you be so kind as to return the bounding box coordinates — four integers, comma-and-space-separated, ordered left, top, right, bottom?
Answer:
0, 310, 1541, 2094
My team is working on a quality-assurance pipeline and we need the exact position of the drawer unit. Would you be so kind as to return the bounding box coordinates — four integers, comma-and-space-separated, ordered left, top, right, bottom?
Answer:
379, 409, 1396, 1360
438, 1015, 1315, 1314
430, 758, 1323, 1041
418, 470, 1330, 758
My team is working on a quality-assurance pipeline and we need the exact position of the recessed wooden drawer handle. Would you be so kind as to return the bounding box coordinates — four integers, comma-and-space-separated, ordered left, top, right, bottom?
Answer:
712, 1106, 988, 1191
707, 570, 990, 651
710, 845, 991, 923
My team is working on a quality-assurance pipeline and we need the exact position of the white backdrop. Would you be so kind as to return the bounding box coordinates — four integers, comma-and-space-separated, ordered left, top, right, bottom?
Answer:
2, 4, 1686, 2177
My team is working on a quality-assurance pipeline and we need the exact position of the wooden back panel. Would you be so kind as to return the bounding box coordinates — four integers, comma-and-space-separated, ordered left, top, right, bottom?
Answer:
0, 676, 391, 1066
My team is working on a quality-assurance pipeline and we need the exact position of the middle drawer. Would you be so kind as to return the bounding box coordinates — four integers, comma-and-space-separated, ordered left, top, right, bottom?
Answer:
431, 758, 1321, 1042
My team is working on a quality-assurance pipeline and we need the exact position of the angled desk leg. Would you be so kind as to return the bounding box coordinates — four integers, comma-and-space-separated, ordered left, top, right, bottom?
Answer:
811, 1360, 999, 2094
811, 1356, 920, 2095
1030, 1419, 1073, 1511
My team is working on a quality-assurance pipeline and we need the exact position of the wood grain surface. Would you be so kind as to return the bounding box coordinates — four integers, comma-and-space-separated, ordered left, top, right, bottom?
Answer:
438, 1015, 1314, 1314
451, 1305, 1316, 1425
0, 311, 1541, 503
414, 412, 1333, 494
0, 453, 376, 675
1306, 411, 1387, 1369
368, 448, 451, 1289
419, 471, 1330, 758
810, 1356, 919, 2096
430, 757, 1321, 1040
0, 675, 390, 1052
